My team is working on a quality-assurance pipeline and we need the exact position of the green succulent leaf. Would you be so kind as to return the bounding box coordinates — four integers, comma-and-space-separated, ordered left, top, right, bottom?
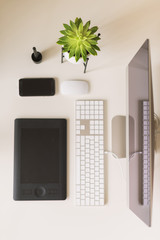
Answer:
75, 46, 81, 62
86, 30, 91, 37
79, 21, 83, 33
80, 44, 86, 55
60, 30, 67, 35
56, 40, 64, 45
83, 41, 91, 48
62, 44, 70, 50
86, 47, 97, 56
79, 18, 82, 24
66, 30, 76, 36
63, 24, 72, 31
93, 45, 100, 51
59, 36, 69, 42
75, 17, 82, 28
80, 45, 87, 62
70, 20, 77, 32
87, 39, 98, 45
82, 53, 87, 62
87, 34, 97, 39
89, 26, 98, 34
63, 47, 70, 52
69, 48, 75, 58
83, 21, 91, 34
92, 36, 101, 41
75, 17, 79, 27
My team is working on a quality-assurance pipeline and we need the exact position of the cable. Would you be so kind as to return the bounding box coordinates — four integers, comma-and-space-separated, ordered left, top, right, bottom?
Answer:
104, 150, 143, 183
104, 150, 126, 182
104, 151, 119, 159
129, 151, 142, 160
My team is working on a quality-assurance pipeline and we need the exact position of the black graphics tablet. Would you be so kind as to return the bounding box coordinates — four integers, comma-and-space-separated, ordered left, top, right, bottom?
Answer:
13, 119, 67, 200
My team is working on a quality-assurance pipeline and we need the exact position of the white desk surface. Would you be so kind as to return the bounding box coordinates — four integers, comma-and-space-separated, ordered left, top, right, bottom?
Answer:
1, 0, 160, 239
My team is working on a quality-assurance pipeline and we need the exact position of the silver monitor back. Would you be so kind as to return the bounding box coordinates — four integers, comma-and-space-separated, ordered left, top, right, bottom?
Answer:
126, 39, 154, 226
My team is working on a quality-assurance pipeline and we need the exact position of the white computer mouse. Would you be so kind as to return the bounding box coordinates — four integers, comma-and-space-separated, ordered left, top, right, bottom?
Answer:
60, 80, 89, 95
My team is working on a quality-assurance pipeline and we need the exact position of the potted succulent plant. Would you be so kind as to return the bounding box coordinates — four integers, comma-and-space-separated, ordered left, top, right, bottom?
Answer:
57, 18, 101, 64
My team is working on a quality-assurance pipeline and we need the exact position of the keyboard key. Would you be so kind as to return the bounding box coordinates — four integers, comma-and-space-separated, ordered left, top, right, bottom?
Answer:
76, 185, 80, 192
100, 199, 104, 205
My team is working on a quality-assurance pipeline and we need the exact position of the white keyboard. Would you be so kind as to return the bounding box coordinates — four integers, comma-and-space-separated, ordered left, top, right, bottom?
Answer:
142, 100, 150, 206
75, 100, 104, 206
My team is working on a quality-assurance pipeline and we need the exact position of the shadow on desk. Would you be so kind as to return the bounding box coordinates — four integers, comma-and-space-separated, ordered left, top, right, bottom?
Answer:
42, 45, 59, 61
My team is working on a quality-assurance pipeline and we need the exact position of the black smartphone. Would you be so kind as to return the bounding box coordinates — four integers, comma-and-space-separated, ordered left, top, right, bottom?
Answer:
19, 78, 55, 96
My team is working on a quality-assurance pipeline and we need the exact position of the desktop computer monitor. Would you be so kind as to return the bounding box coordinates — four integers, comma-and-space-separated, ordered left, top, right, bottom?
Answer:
126, 39, 154, 226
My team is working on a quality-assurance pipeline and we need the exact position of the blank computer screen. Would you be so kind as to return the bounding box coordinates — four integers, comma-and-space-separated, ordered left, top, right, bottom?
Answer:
20, 128, 59, 184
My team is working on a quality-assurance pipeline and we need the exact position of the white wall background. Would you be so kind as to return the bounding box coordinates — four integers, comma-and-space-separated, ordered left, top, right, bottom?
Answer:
0, 0, 160, 239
